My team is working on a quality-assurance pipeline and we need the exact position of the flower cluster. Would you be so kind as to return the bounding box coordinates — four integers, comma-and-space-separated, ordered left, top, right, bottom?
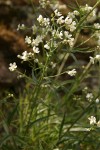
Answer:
37, 15, 50, 27
65, 15, 77, 32
55, 9, 77, 32
81, 4, 97, 23
53, 9, 78, 47
88, 116, 100, 127
67, 69, 77, 76
17, 24, 25, 30
90, 53, 100, 64
86, 93, 93, 101
25, 35, 43, 47
17, 51, 34, 61
9, 62, 17, 71
39, 0, 50, 8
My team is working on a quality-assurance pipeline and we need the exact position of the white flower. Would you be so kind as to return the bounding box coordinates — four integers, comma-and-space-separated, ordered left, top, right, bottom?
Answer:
43, 18, 50, 26
9, 62, 17, 71
37, 15, 50, 26
17, 51, 34, 61
32, 25, 37, 34
94, 23, 100, 29
73, 10, 80, 16
54, 9, 62, 17
68, 12, 75, 19
95, 55, 100, 61
51, 62, 56, 68
87, 8, 97, 23
68, 38, 74, 47
95, 98, 99, 103
56, 31, 63, 39
25, 36, 31, 44
36, 35, 43, 43
65, 17, 72, 25
34, 59, 39, 63
81, 4, 97, 23
67, 69, 77, 76
69, 21, 76, 32
39, 0, 50, 8
90, 56, 95, 64
8, 93, 14, 97
81, 4, 92, 13
33, 46, 40, 53
17, 24, 25, 30
57, 16, 64, 24
85, 4, 92, 12
37, 15, 44, 23
88, 116, 96, 125
86, 93, 93, 101
97, 120, 100, 127
64, 31, 72, 39
44, 44, 50, 49
20, 51, 28, 61
32, 35, 43, 46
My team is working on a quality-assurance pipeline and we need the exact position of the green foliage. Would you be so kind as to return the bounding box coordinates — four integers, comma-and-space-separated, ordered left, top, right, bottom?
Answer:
1, 0, 100, 149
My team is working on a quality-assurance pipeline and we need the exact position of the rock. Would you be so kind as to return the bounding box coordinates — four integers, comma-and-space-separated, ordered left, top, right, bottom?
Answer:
0, 25, 28, 92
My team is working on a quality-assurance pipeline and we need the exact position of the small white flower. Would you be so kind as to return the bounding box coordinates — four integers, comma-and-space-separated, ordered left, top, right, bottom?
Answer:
67, 69, 77, 76
95, 55, 100, 61
95, 98, 99, 104
32, 35, 43, 46
69, 21, 76, 32
54, 9, 62, 17
18, 51, 34, 61
25, 36, 31, 44
56, 31, 63, 39
17, 24, 25, 30
32, 25, 37, 34
9, 62, 17, 71
86, 93, 93, 101
68, 12, 75, 19
17, 74, 24, 79
64, 31, 72, 39
57, 16, 64, 24
8, 93, 14, 97
90, 56, 95, 64
33, 46, 40, 53
37, 15, 50, 26
73, 10, 80, 16
51, 62, 56, 68
37, 15, 44, 23
39, 0, 50, 8
97, 120, 100, 127
94, 23, 100, 29
65, 17, 72, 25
85, 4, 92, 12
68, 38, 74, 47
37, 35, 43, 42
88, 116, 96, 125
18, 51, 28, 61
34, 59, 39, 63
44, 44, 50, 49
81, 4, 97, 23
43, 18, 50, 26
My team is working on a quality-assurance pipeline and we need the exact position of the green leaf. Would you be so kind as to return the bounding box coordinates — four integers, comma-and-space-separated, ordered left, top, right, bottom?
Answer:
32, 69, 38, 84
7, 103, 18, 125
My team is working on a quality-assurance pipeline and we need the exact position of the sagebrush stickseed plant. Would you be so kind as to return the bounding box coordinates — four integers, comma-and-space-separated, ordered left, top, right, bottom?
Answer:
1, 0, 100, 149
